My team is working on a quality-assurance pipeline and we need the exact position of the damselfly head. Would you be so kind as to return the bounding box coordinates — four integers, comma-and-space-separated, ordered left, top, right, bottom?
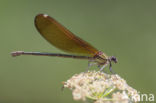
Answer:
109, 56, 117, 63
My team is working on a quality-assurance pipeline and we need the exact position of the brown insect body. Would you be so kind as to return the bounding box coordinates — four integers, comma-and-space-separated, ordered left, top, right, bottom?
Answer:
11, 14, 117, 72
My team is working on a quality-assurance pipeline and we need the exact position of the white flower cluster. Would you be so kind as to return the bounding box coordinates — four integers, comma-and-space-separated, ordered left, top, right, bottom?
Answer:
63, 71, 140, 103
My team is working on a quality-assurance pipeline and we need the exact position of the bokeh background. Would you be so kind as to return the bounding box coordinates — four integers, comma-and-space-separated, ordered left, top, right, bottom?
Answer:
1, 0, 156, 103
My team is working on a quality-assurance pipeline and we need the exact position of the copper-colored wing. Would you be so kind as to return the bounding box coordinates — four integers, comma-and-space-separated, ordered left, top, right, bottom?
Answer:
35, 14, 98, 56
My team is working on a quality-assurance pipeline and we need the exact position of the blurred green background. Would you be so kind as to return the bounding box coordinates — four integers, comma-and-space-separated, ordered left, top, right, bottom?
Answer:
1, 0, 156, 103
